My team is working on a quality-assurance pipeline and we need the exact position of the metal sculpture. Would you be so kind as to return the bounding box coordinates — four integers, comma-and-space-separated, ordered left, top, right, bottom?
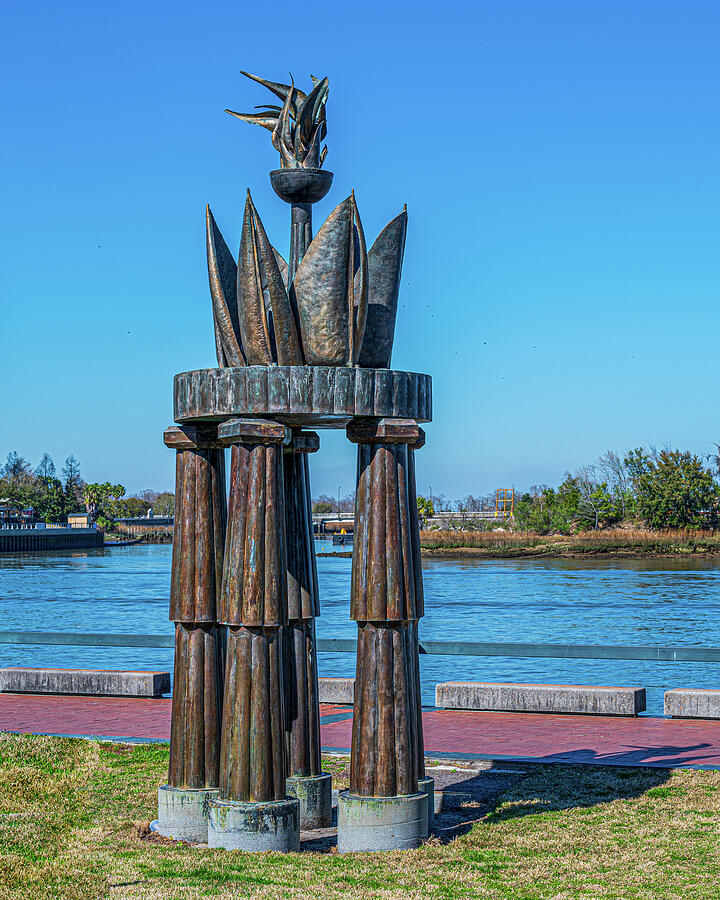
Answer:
159, 71, 432, 853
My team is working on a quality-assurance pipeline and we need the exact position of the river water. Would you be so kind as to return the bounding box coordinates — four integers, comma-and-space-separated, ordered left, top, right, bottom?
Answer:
2, 543, 719, 715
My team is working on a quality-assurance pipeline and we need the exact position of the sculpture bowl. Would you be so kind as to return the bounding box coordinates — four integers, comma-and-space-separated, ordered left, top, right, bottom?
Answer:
270, 168, 334, 205
173, 366, 432, 428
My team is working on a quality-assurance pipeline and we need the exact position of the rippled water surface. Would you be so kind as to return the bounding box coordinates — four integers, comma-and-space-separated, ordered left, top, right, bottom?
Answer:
2, 543, 719, 714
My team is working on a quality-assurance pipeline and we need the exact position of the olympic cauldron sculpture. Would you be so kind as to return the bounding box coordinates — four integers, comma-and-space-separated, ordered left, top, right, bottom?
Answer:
156, 72, 432, 853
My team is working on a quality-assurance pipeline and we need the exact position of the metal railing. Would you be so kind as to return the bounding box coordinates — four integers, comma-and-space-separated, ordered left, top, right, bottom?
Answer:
2, 630, 720, 663
0, 523, 97, 532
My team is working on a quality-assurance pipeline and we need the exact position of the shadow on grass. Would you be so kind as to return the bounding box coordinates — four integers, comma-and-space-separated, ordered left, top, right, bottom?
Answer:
430, 743, 708, 842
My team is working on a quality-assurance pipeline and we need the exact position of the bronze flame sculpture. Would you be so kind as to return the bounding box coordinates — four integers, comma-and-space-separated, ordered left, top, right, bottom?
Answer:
156, 71, 433, 853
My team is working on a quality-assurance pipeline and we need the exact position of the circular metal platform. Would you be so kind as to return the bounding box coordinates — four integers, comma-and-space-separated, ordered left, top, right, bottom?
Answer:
173, 366, 432, 427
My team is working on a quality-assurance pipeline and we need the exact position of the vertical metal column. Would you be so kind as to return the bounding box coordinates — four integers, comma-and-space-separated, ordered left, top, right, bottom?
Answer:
156, 425, 226, 842
337, 418, 429, 852
282, 429, 332, 828
208, 418, 300, 852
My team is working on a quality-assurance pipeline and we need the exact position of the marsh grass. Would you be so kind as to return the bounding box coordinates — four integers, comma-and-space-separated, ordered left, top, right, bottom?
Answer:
2, 734, 720, 898
420, 528, 720, 558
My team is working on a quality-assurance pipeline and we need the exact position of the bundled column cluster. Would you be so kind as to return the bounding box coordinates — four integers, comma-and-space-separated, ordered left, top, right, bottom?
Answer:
156, 426, 226, 843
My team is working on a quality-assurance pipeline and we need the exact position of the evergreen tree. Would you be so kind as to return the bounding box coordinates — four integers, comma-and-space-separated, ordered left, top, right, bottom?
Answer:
35, 453, 56, 482
62, 455, 84, 512
2, 451, 32, 479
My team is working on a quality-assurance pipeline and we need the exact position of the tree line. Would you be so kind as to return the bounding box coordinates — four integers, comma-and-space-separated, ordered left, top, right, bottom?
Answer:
0, 451, 174, 529
420, 446, 720, 533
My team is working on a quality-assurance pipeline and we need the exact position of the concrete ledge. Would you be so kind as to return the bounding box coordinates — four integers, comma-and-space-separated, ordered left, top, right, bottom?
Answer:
0, 667, 170, 697
436, 681, 646, 716
665, 689, 720, 719
318, 677, 354, 704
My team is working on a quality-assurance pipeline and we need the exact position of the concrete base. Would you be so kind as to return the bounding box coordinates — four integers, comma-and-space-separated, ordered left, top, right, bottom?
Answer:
286, 772, 332, 829
208, 797, 299, 852
337, 791, 427, 853
418, 775, 435, 830
156, 785, 218, 843
436, 681, 646, 716
318, 677, 355, 704
665, 689, 720, 719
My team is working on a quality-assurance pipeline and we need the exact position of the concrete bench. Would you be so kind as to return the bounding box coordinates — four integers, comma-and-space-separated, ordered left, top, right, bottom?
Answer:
436, 681, 646, 716
318, 677, 355, 704
664, 689, 720, 719
0, 667, 170, 698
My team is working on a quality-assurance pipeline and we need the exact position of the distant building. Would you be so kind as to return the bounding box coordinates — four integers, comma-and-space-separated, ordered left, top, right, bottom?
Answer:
67, 511, 92, 529
0, 501, 33, 525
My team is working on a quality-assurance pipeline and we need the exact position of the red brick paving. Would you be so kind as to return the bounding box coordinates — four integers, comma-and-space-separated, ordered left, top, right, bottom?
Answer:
2, 693, 720, 768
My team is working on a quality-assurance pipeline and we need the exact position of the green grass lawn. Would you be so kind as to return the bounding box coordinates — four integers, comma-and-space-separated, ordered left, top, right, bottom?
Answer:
1, 733, 720, 899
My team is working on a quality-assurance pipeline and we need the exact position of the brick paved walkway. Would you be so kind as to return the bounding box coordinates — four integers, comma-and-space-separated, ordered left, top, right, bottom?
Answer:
2, 693, 720, 768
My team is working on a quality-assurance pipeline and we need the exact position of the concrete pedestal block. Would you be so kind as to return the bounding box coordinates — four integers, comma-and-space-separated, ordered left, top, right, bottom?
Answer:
208, 797, 300, 852
1, 667, 170, 697
156, 785, 219, 843
418, 775, 435, 830
286, 772, 332, 829
337, 791, 427, 853
318, 677, 355, 704
665, 689, 720, 718
436, 681, 646, 716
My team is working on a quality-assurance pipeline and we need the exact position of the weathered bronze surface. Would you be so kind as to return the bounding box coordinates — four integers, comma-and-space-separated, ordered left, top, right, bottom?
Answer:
169, 623, 224, 789
220, 625, 286, 802
284, 619, 322, 778
350, 622, 419, 796
205, 72, 411, 371
206, 208, 244, 368
216, 420, 290, 804
166, 437, 226, 623
226, 73, 329, 171
347, 419, 426, 798
283, 430, 322, 779
173, 366, 432, 426
284, 434, 320, 620
358, 210, 408, 369
347, 422, 425, 623
165, 71, 434, 840
164, 425, 226, 791
219, 438, 288, 628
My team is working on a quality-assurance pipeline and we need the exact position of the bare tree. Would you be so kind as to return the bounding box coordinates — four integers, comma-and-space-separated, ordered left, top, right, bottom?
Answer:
597, 450, 630, 518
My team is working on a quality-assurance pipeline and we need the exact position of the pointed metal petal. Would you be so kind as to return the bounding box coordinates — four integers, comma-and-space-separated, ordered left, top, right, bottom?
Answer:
274, 85, 299, 167
236, 192, 273, 364
293, 196, 353, 365
206, 206, 245, 367
358, 208, 408, 368
350, 194, 368, 365
296, 77, 329, 148
272, 247, 289, 287
240, 71, 307, 112
303, 125, 321, 168
225, 109, 278, 132
251, 200, 303, 365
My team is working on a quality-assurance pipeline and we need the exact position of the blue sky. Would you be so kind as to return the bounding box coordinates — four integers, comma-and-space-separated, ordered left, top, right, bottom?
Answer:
2, 1, 719, 501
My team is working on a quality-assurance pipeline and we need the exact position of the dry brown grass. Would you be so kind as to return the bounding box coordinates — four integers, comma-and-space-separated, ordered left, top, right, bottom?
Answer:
2, 734, 720, 898
420, 528, 720, 558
